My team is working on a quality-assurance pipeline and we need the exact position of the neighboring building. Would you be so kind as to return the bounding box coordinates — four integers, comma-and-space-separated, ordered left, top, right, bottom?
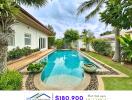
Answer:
99, 29, 132, 51
8, 7, 53, 51
78, 35, 85, 49
77, 35, 94, 51
99, 34, 115, 51
78, 29, 132, 51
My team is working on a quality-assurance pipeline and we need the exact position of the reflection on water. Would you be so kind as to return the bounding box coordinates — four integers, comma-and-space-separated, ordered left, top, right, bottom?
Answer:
41, 50, 91, 88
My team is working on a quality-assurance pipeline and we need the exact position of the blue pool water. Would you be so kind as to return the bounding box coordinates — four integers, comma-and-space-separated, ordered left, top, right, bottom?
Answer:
41, 50, 94, 89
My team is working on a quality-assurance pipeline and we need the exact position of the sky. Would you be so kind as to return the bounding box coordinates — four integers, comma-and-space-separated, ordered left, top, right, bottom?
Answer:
22, 0, 112, 38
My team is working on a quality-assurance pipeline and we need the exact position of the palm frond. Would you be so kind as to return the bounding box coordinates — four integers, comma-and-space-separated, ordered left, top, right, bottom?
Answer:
85, 0, 105, 20
77, 0, 99, 15
16, 0, 47, 7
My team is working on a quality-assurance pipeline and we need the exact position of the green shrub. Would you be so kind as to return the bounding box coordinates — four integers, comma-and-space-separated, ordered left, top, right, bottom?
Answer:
40, 60, 47, 65
119, 34, 132, 62
8, 47, 23, 60
48, 36, 55, 49
0, 71, 22, 90
55, 39, 64, 49
22, 47, 32, 56
27, 61, 47, 73
31, 48, 40, 52
91, 39, 112, 56
8, 47, 40, 61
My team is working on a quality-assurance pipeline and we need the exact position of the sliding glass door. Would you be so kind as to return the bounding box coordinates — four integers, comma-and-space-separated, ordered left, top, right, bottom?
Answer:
39, 38, 46, 49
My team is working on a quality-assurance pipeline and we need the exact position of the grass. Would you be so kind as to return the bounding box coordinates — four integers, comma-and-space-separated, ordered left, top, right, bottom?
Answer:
85, 52, 132, 90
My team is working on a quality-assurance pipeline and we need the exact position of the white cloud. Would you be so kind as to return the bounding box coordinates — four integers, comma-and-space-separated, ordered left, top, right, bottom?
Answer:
22, 0, 112, 38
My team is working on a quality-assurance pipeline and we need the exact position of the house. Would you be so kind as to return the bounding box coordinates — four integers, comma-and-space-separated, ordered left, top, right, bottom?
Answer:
8, 7, 53, 51
99, 34, 115, 51
99, 29, 132, 51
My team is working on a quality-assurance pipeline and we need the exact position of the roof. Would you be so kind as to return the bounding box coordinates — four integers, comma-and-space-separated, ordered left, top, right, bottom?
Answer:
99, 29, 132, 40
99, 34, 115, 40
125, 30, 132, 33
16, 7, 54, 36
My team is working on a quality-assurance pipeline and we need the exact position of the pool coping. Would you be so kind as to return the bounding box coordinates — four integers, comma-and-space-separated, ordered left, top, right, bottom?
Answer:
33, 72, 91, 90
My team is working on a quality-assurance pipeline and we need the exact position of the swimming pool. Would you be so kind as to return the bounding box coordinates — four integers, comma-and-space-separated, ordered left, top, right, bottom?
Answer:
40, 50, 96, 89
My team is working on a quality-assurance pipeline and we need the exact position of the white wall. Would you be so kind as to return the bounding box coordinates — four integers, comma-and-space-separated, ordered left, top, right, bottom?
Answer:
110, 41, 115, 51
78, 40, 95, 51
8, 21, 48, 51
78, 39, 85, 49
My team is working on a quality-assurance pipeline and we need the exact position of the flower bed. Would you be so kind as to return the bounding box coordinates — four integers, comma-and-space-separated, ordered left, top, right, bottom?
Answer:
7, 47, 40, 61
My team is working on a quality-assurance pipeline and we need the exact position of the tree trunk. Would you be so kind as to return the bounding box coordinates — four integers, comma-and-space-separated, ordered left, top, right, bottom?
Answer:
0, 44, 8, 73
86, 43, 90, 51
112, 28, 121, 62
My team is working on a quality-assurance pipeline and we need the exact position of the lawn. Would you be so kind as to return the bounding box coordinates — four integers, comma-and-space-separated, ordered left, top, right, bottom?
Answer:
85, 52, 132, 90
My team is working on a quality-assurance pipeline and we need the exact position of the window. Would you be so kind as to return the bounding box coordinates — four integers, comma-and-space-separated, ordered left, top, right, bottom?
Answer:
39, 38, 46, 49
8, 36, 15, 46
24, 33, 31, 45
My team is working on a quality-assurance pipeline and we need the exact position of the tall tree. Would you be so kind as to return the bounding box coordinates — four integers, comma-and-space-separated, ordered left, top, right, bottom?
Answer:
100, 0, 132, 62
100, 0, 132, 29
55, 39, 64, 49
47, 25, 56, 49
64, 29, 79, 49
0, 0, 47, 73
47, 24, 56, 34
0, 0, 18, 73
77, 0, 122, 62
82, 29, 94, 51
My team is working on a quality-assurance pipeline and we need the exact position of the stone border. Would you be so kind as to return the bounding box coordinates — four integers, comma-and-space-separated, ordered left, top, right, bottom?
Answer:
85, 74, 98, 90
81, 52, 128, 76
25, 74, 38, 90
82, 52, 129, 90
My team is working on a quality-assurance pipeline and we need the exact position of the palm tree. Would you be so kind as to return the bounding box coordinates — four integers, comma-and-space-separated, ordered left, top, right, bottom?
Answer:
77, 0, 105, 20
82, 29, 94, 51
78, 0, 121, 62
0, 0, 47, 73
16, 0, 47, 7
